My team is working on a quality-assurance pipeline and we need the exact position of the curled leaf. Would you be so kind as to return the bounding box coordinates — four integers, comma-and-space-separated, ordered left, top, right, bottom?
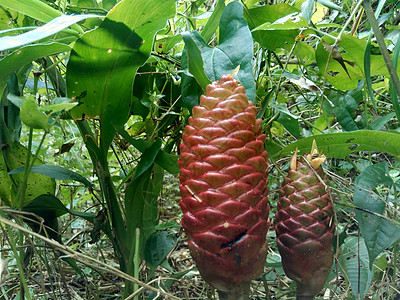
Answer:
20, 96, 49, 131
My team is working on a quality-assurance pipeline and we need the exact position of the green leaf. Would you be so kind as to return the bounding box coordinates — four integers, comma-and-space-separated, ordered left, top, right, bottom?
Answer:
245, 4, 300, 51
144, 230, 175, 277
270, 130, 400, 159
125, 166, 163, 262
341, 236, 374, 299
316, 35, 363, 90
181, 32, 211, 90
132, 139, 161, 181
200, 0, 225, 42
252, 12, 308, 31
39, 101, 78, 114
316, 34, 389, 91
0, 14, 99, 51
323, 89, 359, 131
20, 96, 49, 130
271, 102, 300, 138
183, 2, 256, 101
354, 163, 400, 269
0, 0, 63, 23
117, 127, 179, 174
66, 0, 176, 151
0, 43, 71, 91
180, 59, 203, 112
369, 112, 395, 130
316, 0, 342, 11
9, 164, 93, 188
300, 0, 314, 23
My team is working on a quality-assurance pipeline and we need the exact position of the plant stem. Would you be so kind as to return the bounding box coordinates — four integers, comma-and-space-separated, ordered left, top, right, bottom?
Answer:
362, 0, 400, 122
0, 210, 31, 300
133, 227, 140, 300
17, 127, 33, 209
217, 282, 250, 300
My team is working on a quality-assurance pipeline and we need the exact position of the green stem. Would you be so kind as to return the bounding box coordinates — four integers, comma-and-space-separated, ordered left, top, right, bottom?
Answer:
75, 120, 127, 269
362, 0, 400, 122
17, 130, 47, 209
17, 127, 33, 209
217, 282, 250, 300
133, 227, 140, 300
0, 209, 31, 300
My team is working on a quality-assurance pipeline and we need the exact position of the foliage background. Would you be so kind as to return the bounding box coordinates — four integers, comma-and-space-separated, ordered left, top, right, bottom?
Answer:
0, 0, 399, 299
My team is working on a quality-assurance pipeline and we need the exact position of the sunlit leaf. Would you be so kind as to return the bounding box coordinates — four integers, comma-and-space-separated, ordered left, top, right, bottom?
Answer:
271, 130, 400, 159
0, 43, 71, 91
66, 0, 176, 150
246, 4, 300, 51
183, 1, 255, 101
0, 14, 100, 51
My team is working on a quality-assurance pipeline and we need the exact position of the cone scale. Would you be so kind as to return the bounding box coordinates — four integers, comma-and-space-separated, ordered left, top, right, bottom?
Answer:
179, 74, 269, 297
275, 142, 335, 299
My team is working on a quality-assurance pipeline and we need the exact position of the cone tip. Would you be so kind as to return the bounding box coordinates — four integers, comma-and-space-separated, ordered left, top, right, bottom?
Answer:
306, 139, 326, 169
290, 147, 298, 170
228, 66, 240, 78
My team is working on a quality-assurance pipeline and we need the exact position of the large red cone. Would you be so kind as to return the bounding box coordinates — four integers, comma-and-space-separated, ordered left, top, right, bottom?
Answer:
179, 74, 269, 292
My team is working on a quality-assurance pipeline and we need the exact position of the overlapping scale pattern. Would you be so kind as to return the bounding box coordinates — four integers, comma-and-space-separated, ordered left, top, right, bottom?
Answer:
179, 75, 269, 291
276, 153, 334, 298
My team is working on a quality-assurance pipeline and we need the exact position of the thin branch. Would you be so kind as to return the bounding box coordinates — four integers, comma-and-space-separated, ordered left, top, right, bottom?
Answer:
0, 214, 181, 300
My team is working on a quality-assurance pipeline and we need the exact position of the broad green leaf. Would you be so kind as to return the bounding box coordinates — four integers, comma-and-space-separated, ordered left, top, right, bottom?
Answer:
316, 34, 389, 91
354, 163, 400, 269
0, 142, 55, 206
0, 43, 71, 91
0, 14, 100, 51
181, 32, 211, 90
270, 130, 400, 159
144, 230, 175, 277
341, 237, 374, 299
0, 0, 62, 23
183, 2, 256, 101
9, 164, 93, 188
246, 4, 299, 51
316, 36, 363, 90
66, 0, 176, 151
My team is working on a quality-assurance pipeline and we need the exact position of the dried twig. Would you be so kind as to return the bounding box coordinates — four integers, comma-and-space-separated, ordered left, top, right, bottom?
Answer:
0, 214, 181, 300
